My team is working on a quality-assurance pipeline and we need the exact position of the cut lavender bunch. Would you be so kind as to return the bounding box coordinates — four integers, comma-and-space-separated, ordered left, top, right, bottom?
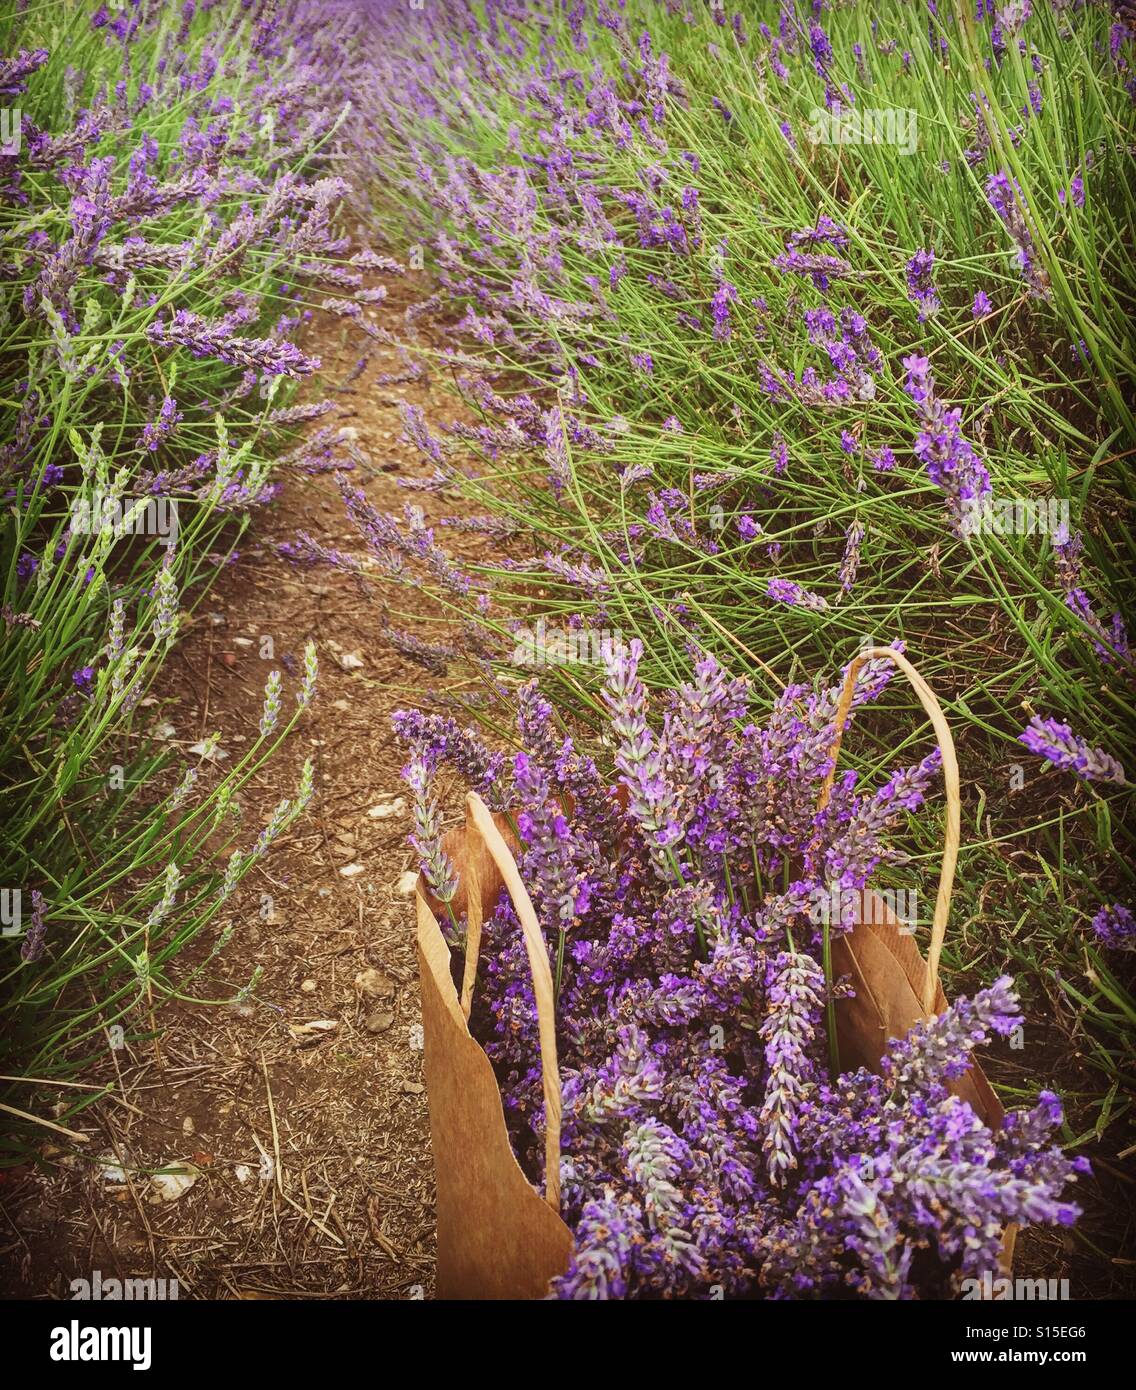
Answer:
404, 647, 1084, 1299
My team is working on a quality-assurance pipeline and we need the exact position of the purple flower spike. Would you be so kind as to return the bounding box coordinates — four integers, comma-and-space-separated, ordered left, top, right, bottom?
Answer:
903, 354, 992, 535
986, 171, 1051, 301
1090, 903, 1135, 950
760, 952, 824, 1185
602, 638, 685, 877
906, 249, 940, 321
1018, 715, 1125, 785
767, 577, 828, 611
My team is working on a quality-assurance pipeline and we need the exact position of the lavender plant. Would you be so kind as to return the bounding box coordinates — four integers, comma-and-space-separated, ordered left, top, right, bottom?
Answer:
0, 0, 372, 1154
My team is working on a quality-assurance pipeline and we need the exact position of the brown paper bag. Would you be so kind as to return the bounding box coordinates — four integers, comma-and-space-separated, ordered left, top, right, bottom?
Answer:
416, 647, 1013, 1298
417, 796, 573, 1299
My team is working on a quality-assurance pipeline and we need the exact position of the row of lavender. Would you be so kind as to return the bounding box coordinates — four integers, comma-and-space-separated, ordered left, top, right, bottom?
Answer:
336, 4, 1133, 839
323, 1, 1134, 1294
0, 0, 371, 1150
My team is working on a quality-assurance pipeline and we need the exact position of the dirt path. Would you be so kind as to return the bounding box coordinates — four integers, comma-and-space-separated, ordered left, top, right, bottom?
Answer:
1, 286, 479, 1300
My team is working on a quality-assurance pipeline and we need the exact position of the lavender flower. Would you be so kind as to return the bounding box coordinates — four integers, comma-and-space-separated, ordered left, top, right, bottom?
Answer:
602, 638, 684, 877
710, 278, 738, 342
259, 670, 282, 738
167, 765, 199, 813
551, 1197, 639, 1299
147, 311, 320, 377
297, 639, 318, 710
1052, 525, 1130, 665
1018, 715, 1126, 785
151, 562, 179, 648
146, 863, 182, 929
137, 395, 182, 452
20, 890, 47, 964
0, 48, 49, 98
903, 354, 992, 533
513, 751, 594, 935
1090, 903, 1135, 950
767, 577, 829, 611
906, 249, 940, 320
881, 974, 1020, 1096
760, 952, 824, 1184
838, 522, 865, 597
986, 171, 1051, 301
405, 753, 459, 906
391, 710, 508, 809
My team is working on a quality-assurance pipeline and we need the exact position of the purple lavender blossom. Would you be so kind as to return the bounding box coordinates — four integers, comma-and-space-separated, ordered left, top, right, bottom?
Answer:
906, 249, 940, 320
1018, 715, 1125, 785
710, 279, 738, 342
137, 395, 183, 452
404, 752, 458, 906
903, 354, 992, 533
760, 952, 824, 1184
986, 171, 1051, 301
0, 48, 50, 98
602, 638, 684, 876
1052, 524, 1131, 665
391, 710, 509, 808
20, 890, 47, 964
147, 311, 320, 377
1090, 903, 1135, 950
767, 577, 829, 611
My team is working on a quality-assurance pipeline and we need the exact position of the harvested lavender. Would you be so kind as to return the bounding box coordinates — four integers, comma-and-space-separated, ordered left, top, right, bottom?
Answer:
397, 645, 1084, 1298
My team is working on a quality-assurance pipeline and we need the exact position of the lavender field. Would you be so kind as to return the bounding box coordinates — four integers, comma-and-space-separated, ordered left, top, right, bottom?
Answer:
1, 0, 1134, 1313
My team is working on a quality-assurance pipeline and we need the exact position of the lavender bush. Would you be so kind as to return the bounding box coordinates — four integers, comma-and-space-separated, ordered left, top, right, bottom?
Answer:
0, 0, 374, 1152
397, 643, 1086, 1298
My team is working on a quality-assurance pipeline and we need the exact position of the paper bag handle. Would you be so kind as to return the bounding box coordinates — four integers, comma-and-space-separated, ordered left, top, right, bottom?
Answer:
460, 792, 562, 1213
814, 647, 960, 1019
